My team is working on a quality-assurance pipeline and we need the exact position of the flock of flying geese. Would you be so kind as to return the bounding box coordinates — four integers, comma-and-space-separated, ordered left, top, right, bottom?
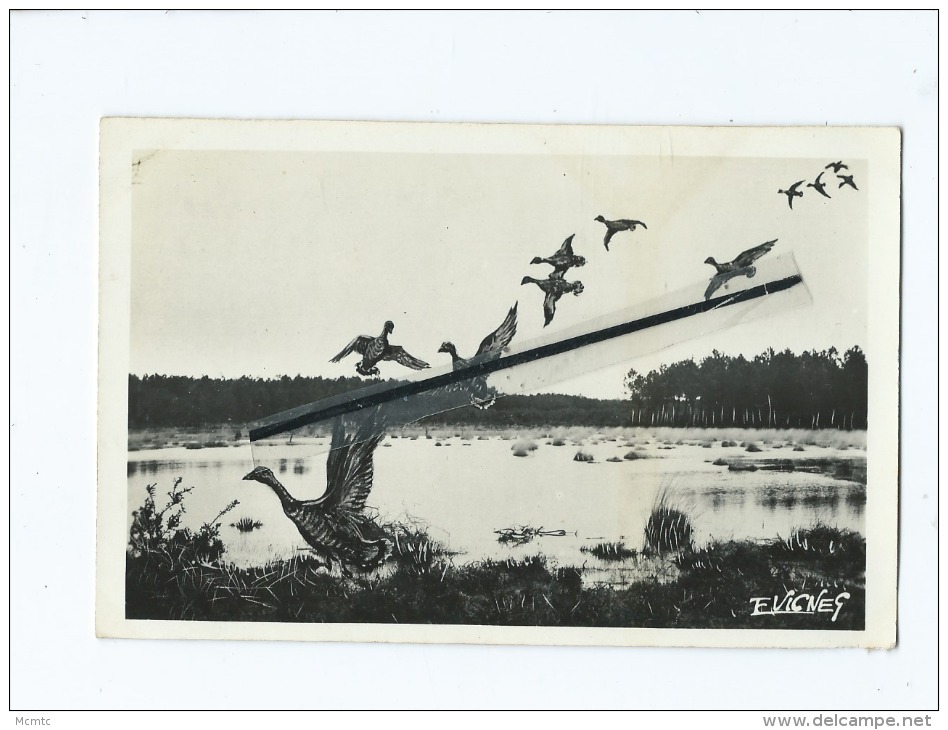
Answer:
241, 185, 818, 572
328, 215, 649, 386
778, 160, 858, 210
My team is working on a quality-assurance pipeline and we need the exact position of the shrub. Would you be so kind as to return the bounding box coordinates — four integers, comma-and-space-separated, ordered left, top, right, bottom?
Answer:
129, 478, 238, 565
574, 451, 594, 462
623, 450, 640, 461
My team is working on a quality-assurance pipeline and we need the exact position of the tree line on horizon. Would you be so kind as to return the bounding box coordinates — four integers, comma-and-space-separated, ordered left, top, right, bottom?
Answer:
127, 346, 867, 431
624, 346, 867, 430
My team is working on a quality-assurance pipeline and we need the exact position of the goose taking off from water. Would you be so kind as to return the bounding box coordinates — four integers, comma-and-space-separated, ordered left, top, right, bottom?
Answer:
837, 174, 858, 190
806, 171, 832, 199
438, 303, 518, 409
704, 239, 777, 275
530, 234, 586, 276
242, 428, 388, 574
330, 320, 430, 376
778, 181, 805, 209
594, 215, 647, 251
825, 161, 849, 173
521, 273, 584, 327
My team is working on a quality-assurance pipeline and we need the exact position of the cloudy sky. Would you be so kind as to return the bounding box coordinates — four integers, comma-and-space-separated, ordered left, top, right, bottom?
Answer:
129, 126, 881, 399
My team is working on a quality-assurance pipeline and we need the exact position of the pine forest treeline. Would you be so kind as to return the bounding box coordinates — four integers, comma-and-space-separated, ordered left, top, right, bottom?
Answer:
128, 346, 867, 432
624, 346, 867, 430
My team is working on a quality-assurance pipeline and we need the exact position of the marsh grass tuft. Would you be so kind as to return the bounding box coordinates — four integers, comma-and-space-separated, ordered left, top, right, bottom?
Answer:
582, 541, 636, 561
773, 523, 865, 568
573, 450, 594, 462
644, 494, 694, 554
385, 521, 450, 577
231, 517, 263, 533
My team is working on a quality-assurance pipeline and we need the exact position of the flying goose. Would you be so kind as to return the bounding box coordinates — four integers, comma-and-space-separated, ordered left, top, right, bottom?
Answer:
594, 215, 647, 251
330, 320, 430, 376
704, 239, 777, 275
242, 428, 388, 574
521, 273, 584, 327
778, 181, 805, 209
438, 303, 518, 409
837, 174, 858, 190
825, 161, 849, 173
806, 171, 832, 199
530, 234, 586, 276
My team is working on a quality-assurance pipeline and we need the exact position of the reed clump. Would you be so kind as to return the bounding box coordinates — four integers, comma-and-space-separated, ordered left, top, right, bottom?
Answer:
231, 517, 263, 533
644, 496, 694, 554
582, 541, 637, 561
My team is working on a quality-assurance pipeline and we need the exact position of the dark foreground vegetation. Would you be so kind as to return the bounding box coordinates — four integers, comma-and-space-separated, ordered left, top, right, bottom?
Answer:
128, 346, 867, 431
127, 482, 865, 631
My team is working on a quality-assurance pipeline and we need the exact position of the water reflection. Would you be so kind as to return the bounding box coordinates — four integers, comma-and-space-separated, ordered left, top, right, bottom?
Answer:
127, 437, 867, 576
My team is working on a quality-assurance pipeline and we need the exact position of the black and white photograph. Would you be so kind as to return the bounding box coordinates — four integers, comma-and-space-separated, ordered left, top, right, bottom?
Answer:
97, 119, 899, 647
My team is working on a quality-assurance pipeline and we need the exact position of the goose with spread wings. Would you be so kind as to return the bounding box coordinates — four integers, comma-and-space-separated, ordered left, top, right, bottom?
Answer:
438, 303, 518, 409
703, 240, 777, 300
704, 239, 777, 276
530, 234, 586, 276
807, 171, 832, 199
594, 215, 647, 251
330, 320, 430, 376
242, 428, 388, 573
521, 273, 584, 327
778, 181, 805, 209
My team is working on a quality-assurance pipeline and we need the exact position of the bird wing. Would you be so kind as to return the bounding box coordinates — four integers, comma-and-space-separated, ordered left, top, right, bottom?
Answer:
734, 240, 777, 268
542, 290, 559, 327
330, 335, 373, 362
476, 302, 518, 356
385, 346, 430, 370
788, 180, 805, 193
320, 431, 384, 513
814, 171, 824, 185
602, 229, 616, 250
555, 234, 575, 257
704, 275, 725, 301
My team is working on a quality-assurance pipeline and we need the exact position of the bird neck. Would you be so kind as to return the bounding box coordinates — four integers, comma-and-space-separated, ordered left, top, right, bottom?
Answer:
446, 347, 461, 363
262, 475, 299, 511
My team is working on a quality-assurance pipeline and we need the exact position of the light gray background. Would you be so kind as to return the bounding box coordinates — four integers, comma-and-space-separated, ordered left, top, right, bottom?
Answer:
10, 10, 937, 710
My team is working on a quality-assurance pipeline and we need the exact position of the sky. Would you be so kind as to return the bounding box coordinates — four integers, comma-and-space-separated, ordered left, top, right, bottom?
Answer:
129, 136, 871, 400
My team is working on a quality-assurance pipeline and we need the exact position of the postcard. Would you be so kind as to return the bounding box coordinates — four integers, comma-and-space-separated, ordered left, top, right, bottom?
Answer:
97, 118, 900, 647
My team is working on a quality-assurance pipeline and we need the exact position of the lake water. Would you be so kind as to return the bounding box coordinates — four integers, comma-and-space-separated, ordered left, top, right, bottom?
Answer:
127, 430, 866, 585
